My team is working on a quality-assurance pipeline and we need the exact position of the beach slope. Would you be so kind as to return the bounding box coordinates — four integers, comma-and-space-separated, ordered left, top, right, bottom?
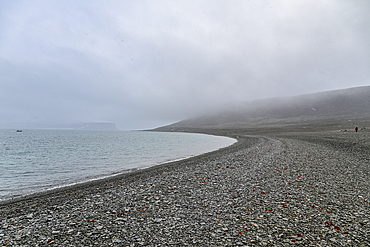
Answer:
1, 130, 369, 246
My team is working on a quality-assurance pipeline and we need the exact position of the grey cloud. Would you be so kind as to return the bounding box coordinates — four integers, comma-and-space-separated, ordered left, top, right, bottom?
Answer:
1, 0, 369, 129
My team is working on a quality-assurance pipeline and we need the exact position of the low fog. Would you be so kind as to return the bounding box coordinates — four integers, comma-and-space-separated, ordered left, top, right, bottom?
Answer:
1, 1, 369, 130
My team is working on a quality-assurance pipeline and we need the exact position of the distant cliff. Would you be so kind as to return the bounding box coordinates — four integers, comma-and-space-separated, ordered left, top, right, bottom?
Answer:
70, 122, 119, 131
0, 122, 120, 131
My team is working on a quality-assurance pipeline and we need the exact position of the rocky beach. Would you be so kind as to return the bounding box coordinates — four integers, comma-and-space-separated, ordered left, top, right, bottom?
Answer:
1, 130, 369, 246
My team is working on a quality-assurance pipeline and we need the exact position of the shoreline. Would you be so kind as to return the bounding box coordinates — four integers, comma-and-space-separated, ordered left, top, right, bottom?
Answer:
0, 133, 240, 207
1, 130, 369, 246
0, 131, 237, 206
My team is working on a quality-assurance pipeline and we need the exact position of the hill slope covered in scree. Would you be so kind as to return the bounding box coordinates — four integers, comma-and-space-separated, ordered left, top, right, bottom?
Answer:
156, 86, 370, 131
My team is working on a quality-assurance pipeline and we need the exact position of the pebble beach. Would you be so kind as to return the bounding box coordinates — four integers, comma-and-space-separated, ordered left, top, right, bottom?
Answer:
1, 130, 369, 246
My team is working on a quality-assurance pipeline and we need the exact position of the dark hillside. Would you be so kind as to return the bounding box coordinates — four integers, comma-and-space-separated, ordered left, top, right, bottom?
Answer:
154, 86, 370, 132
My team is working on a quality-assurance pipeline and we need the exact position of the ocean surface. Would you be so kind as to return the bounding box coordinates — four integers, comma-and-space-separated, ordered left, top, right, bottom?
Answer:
0, 130, 235, 201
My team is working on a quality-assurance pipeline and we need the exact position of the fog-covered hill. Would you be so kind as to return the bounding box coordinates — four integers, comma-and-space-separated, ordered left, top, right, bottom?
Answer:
155, 86, 370, 132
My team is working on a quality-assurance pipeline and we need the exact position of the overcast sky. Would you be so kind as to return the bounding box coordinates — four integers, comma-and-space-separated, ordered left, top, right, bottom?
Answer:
1, 0, 369, 130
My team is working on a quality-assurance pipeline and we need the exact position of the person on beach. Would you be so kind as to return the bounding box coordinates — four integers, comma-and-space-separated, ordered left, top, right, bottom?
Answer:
355, 127, 358, 132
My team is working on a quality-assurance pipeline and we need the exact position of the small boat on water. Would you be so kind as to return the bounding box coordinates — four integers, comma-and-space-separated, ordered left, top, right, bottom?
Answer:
16, 130, 22, 132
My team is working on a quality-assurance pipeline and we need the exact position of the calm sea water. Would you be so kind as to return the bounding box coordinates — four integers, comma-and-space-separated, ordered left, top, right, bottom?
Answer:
0, 130, 235, 201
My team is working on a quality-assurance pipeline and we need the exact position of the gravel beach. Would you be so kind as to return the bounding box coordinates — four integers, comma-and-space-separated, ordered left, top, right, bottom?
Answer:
1, 130, 369, 246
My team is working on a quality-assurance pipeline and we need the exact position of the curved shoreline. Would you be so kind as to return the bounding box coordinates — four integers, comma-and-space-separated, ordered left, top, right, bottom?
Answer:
0, 133, 240, 207
1, 130, 369, 246
0, 132, 237, 206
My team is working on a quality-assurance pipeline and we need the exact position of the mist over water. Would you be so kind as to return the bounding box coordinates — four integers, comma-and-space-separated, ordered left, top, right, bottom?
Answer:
0, 130, 235, 201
